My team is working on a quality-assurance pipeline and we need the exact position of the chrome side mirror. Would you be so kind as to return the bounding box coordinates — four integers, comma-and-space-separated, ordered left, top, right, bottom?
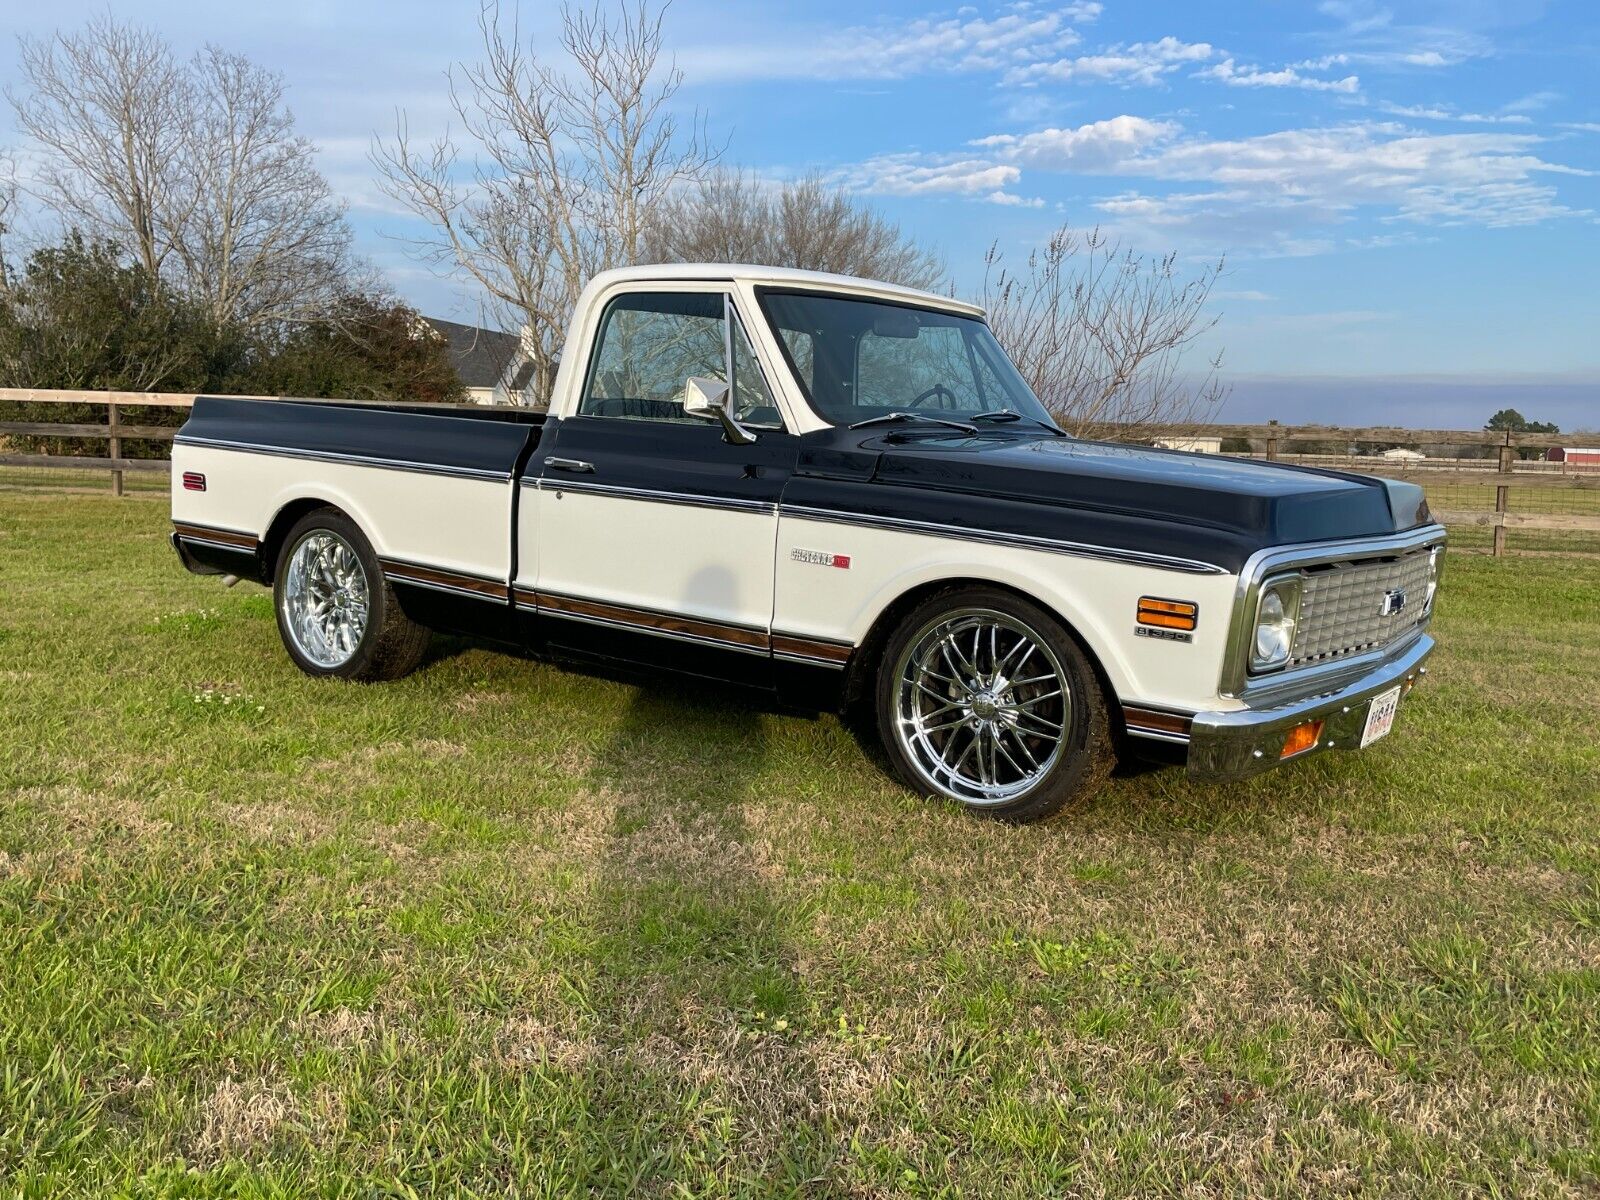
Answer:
683, 376, 757, 445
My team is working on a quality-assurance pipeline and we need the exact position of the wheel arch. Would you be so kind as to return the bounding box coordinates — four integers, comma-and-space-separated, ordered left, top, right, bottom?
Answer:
843, 575, 1124, 726
260, 495, 360, 584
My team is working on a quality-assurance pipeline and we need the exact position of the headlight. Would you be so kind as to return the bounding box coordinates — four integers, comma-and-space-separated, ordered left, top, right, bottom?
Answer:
1250, 577, 1302, 673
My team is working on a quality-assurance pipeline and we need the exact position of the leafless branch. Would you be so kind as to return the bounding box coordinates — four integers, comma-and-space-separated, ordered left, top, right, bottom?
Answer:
373, 0, 718, 403
7, 16, 358, 330
643, 168, 945, 291
982, 225, 1227, 441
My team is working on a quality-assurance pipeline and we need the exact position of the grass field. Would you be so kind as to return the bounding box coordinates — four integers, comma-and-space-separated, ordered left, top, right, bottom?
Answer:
3, 493, 1599, 1198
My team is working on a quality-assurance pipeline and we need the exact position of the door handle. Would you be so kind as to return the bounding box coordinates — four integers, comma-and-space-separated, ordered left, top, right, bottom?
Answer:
544, 456, 595, 474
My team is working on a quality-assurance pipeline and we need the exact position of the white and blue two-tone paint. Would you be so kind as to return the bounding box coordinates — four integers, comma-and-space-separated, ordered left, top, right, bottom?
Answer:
171, 264, 1445, 822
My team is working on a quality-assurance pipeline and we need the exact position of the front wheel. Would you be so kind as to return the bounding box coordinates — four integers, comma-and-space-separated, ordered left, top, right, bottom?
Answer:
874, 588, 1114, 822
273, 509, 430, 682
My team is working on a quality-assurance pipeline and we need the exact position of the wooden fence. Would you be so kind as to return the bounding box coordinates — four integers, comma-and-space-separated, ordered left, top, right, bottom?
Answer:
4, 390, 1598, 556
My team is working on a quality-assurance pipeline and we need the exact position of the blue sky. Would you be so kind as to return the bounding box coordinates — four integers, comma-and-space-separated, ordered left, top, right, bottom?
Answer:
3, 1, 1598, 425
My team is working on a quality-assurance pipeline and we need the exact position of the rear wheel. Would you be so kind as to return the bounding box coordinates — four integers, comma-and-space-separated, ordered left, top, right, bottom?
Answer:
273, 509, 429, 681
874, 588, 1113, 822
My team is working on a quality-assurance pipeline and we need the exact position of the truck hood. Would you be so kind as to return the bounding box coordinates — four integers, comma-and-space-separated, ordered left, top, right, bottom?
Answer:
788, 430, 1432, 574
872, 435, 1429, 545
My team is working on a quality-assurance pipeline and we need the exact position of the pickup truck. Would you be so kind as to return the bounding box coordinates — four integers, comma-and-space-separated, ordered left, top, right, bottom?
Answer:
171, 264, 1445, 822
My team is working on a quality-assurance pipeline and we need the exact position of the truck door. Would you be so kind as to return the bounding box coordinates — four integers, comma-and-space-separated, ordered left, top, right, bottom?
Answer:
523, 287, 796, 684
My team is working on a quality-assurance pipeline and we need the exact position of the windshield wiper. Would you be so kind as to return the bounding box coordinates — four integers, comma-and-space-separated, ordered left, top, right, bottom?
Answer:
848, 411, 978, 436
971, 409, 1067, 436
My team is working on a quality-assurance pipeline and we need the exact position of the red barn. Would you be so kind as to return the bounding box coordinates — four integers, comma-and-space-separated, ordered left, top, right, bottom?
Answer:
1547, 447, 1600, 467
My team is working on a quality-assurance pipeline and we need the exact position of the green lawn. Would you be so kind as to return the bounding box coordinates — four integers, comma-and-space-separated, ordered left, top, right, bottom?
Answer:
3, 493, 1598, 1198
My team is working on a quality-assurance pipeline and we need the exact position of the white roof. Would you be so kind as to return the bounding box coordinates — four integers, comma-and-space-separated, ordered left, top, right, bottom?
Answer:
584, 263, 985, 318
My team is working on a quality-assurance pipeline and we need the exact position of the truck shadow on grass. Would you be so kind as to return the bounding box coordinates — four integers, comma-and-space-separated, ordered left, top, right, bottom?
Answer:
564, 681, 837, 1190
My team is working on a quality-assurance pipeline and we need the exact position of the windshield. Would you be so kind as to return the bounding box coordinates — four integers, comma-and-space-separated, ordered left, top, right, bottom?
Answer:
757, 290, 1057, 429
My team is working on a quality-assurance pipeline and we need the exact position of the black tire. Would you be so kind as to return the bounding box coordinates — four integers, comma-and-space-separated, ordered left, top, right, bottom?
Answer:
873, 586, 1114, 823
272, 508, 430, 682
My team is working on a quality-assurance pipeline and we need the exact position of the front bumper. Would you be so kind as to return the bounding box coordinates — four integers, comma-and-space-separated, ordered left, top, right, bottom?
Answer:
1185, 634, 1434, 781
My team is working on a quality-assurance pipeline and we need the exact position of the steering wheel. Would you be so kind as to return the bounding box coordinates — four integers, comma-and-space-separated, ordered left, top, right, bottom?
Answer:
905, 383, 957, 410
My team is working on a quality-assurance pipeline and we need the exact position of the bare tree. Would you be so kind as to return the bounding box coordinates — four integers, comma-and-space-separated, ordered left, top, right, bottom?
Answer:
178, 47, 357, 329
0, 156, 16, 293
644, 169, 945, 291
8, 16, 357, 329
982, 226, 1226, 441
7, 16, 188, 280
374, 0, 717, 402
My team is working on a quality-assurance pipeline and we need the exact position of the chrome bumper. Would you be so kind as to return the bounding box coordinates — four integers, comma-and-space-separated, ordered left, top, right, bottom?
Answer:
1185, 634, 1434, 781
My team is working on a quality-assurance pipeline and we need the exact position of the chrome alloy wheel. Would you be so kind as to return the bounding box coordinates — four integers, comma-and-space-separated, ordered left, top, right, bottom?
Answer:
279, 530, 371, 668
892, 607, 1071, 806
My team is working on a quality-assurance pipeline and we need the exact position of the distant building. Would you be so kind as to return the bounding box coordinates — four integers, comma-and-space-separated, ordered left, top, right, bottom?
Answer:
1547, 447, 1600, 467
421, 317, 536, 405
1154, 436, 1222, 454
1381, 448, 1426, 461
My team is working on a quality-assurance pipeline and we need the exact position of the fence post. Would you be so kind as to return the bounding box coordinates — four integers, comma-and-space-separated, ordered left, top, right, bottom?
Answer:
108, 401, 123, 497
1493, 433, 1514, 557
1265, 419, 1279, 462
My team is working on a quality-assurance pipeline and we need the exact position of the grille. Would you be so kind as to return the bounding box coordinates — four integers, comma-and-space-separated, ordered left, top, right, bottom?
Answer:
1290, 548, 1435, 668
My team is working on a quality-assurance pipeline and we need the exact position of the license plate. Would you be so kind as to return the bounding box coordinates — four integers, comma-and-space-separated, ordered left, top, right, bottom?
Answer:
1360, 686, 1403, 748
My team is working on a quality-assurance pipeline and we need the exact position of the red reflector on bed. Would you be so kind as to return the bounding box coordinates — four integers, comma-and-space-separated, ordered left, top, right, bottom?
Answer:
182, 472, 207, 492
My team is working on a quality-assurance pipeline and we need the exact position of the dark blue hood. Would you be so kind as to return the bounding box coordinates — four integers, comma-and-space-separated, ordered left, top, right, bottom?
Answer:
789, 429, 1433, 573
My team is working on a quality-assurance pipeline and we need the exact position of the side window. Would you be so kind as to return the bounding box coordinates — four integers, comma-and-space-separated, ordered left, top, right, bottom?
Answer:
857, 324, 982, 411
581, 291, 780, 426
582, 292, 724, 421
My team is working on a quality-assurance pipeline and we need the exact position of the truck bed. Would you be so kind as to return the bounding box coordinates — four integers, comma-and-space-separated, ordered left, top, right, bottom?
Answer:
177, 396, 548, 482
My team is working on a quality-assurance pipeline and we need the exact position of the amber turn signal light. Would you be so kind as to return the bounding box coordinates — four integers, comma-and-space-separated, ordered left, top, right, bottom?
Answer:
1280, 719, 1325, 759
1137, 597, 1198, 631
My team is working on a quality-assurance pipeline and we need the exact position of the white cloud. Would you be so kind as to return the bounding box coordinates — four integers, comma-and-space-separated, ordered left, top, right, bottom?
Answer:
1213, 290, 1275, 301
1290, 54, 1351, 70
680, 3, 1093, 82
1560, 122, 1600, 134
851, 116, 1593, 252
973, 115, 1175, 169
1006, 36, 1214, 86
1503, 90, 1561, 114
1314, 0, 1490, 68
987, 190, 1046, 207
852, 156, 1023, 197
1379, 103, 1532, 126
1197, 58, 1360, 93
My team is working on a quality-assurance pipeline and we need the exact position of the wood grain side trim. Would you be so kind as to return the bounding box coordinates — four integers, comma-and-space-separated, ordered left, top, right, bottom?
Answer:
771, 633, 853, 666
379, 558, 509, 601
172, 521, 259, 550
534, 591, 769, 652
512, 586, 857, 666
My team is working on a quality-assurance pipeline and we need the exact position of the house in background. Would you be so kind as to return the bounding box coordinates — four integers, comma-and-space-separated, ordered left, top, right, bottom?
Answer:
421, 317, 536, 405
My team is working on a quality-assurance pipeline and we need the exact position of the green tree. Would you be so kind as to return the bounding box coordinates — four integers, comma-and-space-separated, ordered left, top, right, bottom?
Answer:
228, 293, 465, 404
1485, 408, 1559, 459
0, 234, 239, 455
0, 234, 466, 458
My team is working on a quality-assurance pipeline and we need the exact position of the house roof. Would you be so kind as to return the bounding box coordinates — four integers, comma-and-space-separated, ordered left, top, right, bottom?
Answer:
421, 317, 530, 390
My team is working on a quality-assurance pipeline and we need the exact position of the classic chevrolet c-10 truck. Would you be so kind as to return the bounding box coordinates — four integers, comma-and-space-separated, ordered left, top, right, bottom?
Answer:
171, 264, 1444, 822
